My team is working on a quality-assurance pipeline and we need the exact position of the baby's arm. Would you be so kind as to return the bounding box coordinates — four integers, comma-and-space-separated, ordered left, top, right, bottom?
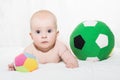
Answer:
58, 42, 79, 68
62, 50, 79, 68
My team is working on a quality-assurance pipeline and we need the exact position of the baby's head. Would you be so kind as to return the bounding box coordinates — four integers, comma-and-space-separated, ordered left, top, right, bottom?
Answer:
30, 10, 57, 30
30, 10, 59, 52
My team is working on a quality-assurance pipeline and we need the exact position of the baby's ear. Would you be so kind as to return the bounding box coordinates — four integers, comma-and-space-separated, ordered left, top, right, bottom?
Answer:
29, 32, 33, 39
57, 31, 59, 36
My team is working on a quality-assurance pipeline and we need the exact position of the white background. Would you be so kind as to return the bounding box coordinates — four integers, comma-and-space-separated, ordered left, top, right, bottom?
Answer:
0, 0, 120, 48
0, 1, 120, 80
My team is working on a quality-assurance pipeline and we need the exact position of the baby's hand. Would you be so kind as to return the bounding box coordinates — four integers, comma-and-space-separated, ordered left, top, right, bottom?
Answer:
8, 63, 16, 71
66, 62, 79, 68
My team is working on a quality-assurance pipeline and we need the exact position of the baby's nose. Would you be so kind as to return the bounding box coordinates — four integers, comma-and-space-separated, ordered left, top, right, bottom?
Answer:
41, 34, 47, 38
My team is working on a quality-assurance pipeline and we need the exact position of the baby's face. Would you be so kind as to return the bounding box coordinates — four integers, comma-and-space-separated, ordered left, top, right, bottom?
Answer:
30, 15, 58, 52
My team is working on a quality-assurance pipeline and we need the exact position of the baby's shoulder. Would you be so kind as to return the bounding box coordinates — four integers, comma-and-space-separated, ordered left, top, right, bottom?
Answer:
55, 40, 68, 50
25, 43, 34, 49
24, 43, 34, 53
56, 40, 66, 46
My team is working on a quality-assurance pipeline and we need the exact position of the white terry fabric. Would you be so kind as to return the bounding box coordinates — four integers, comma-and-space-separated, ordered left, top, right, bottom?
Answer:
0, 47, 120, 80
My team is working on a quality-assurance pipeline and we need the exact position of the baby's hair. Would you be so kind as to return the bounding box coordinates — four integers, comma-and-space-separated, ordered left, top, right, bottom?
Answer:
30, 10, 57, 30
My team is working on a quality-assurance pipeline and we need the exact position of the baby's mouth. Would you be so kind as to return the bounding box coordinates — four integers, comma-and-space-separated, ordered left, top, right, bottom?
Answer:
41, 41, 48, 44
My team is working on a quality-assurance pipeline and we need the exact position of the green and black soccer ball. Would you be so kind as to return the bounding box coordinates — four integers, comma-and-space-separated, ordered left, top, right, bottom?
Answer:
70, 20, 115, 61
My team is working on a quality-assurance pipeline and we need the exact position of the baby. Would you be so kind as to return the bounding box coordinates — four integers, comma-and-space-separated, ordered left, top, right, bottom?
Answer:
8, 10, 79, 71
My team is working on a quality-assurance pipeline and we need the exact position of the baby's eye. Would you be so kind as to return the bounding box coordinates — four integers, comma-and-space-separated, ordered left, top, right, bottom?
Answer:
36, 30, 40, 34
48, 29, 52, 33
